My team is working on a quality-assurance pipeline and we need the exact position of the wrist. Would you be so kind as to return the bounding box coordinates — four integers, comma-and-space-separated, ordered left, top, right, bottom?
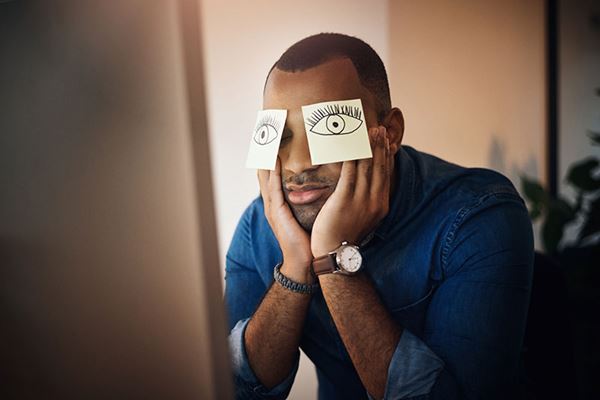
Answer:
311, 242, 334, 258
280, 260, 316, 285
274, 263, 319, 294
312, 242, 342, 259
312, 248, 331, 258
311, 234, 359, 258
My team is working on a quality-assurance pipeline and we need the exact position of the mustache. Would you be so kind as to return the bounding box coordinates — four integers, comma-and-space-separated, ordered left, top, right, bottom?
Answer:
282, 171, 335, 190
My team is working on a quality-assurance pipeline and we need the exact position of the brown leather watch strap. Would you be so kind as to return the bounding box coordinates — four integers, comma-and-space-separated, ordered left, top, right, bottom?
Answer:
312, 253, 337, 276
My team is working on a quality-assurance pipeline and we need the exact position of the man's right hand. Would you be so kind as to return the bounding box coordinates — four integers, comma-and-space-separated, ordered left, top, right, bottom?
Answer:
257, 157, 314, 284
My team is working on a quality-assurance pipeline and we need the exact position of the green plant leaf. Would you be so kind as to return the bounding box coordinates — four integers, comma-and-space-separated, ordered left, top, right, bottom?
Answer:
542, 216, 563, 255
578, 195, 600, 242
573, 192, 584, 214
566, 158, 600, 192
521, 175, 546, 205
542, 198, 576, 254
529, 206, 542, 220
589, 131, 600, 146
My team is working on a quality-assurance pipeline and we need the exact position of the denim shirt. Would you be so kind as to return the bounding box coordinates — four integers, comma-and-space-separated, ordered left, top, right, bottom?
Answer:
225, 145, 534, 400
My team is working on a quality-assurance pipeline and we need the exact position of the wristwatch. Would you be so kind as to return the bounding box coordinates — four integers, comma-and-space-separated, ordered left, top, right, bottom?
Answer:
311, 241, 363, 276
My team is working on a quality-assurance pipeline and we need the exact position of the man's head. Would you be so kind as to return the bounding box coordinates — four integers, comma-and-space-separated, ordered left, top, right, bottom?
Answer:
263, 33, 404, 231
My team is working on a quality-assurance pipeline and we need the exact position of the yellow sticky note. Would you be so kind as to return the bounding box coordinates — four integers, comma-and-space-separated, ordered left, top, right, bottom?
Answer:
301, 98, 372, 165
245, 109, 287, 170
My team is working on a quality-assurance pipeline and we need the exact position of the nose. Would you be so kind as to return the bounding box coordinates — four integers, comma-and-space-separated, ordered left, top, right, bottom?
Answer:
278, 131, 317, 176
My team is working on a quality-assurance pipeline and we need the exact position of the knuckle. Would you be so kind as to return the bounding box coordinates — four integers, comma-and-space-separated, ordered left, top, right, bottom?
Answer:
345, 176, 356, 188
381, 203, 389, 216
367, 203, 378, 215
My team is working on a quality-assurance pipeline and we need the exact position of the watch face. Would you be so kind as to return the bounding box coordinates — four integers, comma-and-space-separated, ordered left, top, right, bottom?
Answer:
337, 245, 362, 273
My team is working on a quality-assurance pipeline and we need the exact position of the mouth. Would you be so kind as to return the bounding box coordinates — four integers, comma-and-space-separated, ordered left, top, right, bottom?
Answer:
285, 184, 330, 205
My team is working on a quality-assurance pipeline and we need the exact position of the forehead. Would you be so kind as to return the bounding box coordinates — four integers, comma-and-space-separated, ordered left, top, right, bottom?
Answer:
263, 58, 372, 111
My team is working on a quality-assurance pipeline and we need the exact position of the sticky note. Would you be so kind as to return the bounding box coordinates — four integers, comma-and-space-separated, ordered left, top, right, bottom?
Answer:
301, 98, 372, 165
245, 109, 287, 170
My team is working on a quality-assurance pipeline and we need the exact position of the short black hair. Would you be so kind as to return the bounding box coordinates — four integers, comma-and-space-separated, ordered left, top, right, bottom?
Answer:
266, 33, 391, 122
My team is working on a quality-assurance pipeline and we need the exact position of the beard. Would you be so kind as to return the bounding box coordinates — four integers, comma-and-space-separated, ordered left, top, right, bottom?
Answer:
286, 198, 326, 232
282, 171, 337, 232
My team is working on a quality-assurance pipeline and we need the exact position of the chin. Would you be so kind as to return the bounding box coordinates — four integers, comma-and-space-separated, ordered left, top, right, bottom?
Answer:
298, 217, 315, 233
289, 203, 320, 233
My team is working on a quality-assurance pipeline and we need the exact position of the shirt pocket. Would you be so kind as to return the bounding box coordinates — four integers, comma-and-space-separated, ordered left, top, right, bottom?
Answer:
388, 284, 437, 336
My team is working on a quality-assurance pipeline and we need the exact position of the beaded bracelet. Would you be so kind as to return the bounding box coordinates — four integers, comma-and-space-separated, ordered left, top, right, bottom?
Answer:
273, 263, 320, 294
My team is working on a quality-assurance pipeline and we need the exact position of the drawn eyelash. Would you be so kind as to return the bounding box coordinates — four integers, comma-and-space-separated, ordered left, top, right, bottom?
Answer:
306, 104, 362, 127
256, 113, 283, 131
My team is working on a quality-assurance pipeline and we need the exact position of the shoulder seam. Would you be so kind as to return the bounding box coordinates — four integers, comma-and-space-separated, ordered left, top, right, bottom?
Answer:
440, 191, 524, 274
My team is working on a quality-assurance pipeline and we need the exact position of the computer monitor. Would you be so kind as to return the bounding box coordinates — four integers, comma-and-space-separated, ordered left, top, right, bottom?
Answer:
0, 1, 231, 398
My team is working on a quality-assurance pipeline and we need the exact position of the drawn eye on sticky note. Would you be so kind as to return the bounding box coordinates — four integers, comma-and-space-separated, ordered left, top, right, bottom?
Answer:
302, 98, 372, 165
245, 109, 287, 170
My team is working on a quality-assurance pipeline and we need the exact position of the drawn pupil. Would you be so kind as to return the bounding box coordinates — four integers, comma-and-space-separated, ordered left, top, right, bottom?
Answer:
254, 123, 279, 145
326, 115, 345, 134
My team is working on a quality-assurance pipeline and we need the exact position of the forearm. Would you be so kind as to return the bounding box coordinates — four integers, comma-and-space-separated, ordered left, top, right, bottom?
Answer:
245, 263, 312, 389
319, 272, 402, 399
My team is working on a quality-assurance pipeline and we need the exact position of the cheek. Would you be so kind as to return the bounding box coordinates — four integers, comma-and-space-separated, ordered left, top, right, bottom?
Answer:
277, 145, 289, 160
322, 163, 343, 184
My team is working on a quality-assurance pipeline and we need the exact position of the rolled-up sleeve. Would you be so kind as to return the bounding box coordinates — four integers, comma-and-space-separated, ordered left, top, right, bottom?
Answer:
229, 318, 299, 399
374, 192, 534, 399
369, 330, 444, 400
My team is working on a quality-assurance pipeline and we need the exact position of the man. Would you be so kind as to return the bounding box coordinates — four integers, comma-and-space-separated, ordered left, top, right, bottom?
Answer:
225, 33, 533, 399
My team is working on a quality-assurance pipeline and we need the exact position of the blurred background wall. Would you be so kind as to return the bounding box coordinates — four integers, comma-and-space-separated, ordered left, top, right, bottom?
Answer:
560, 0, 600, 195
559, 0, 600, 245
388, 0, 545, 190
200, 1, 547, 398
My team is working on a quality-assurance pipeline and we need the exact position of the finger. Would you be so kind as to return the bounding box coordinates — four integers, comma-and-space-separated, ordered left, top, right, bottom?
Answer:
355, 157, 373, 199
355, 128, 378, 197
381, 132, 391, 204
368, 125, 379, 153
268, 157, 286, 206
370, 126, 387, 200
335, 159, 357, 198
257, 168, 271, 205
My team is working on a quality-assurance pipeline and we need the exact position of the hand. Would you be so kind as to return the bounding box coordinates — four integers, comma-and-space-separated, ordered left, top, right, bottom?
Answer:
311, 126, 392, 257
258, 157, 314, 284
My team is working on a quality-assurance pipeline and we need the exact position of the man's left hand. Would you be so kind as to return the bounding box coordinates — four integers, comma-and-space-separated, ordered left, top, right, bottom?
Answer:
311, 126, 392, 257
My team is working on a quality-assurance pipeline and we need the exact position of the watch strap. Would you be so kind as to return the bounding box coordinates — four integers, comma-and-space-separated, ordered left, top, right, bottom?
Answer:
312, 253, 338, 276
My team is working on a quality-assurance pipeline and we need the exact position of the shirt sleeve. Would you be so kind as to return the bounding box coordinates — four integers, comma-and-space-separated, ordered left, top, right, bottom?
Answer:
224, 201, 299, 399
377, 192, 534, 399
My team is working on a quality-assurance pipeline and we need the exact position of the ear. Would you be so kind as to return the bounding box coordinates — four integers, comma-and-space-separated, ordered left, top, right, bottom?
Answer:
382, 107, 404, 154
